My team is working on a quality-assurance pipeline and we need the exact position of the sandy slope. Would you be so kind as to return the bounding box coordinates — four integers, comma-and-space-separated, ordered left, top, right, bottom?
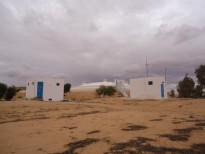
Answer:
64, 91, 122, 100
0, 97, 205, 154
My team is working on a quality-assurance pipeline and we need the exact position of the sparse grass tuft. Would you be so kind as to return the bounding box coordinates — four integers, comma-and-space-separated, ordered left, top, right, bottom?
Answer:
122, 124, 148, 131
55, 138, 99, 154
87, 130, 100, 134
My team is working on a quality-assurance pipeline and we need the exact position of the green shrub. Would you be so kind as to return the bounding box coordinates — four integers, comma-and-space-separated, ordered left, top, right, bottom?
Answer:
64, 83, 71, 93
106, 86, 117, 96
168, 89, 175, 98
96, 85, 106, 96
5, 86, 16, 101
96, 85, 116, 96
0, 83, 7, 99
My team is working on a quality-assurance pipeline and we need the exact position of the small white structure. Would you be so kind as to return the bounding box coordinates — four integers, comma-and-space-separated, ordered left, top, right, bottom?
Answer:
130, 77, 167, 99
26, 78, 64, 101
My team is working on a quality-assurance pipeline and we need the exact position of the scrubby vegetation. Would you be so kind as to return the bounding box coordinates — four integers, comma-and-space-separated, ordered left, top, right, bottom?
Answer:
5, 86, 16, 101
0, 82, 7, 99
0, 83, 16, 101
177, 64, 205, 98
64, 83, 71, 93
96, 85, 116, 96
168, 89, 175, 98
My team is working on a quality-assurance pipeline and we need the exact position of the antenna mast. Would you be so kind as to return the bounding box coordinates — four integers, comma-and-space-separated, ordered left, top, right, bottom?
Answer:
165, 68, 167, 83
146, 56, 149, 77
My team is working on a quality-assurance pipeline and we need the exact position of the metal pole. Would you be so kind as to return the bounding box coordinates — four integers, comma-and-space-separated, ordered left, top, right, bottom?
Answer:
165, 68, 167, 83
146, 56, 148, 77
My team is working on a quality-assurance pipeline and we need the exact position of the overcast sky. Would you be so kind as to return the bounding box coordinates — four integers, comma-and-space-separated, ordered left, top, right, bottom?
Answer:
0, 0, 205, 87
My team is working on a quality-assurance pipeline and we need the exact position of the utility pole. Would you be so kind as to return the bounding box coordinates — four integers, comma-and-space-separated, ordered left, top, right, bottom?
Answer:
165, 68, 167, 83
146, 56, 149, 77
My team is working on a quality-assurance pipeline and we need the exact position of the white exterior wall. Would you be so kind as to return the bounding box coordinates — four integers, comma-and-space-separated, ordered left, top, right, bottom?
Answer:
26, 78, 64, 101
130, 77, 167, 99
26, 78, 36, 99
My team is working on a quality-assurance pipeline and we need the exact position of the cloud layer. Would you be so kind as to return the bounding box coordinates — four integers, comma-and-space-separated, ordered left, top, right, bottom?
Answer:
0, 0, 205, 87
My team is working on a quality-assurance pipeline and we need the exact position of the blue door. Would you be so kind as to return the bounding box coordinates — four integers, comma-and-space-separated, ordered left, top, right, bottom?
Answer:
37, 82, 43, 98
161, 83, 164, 98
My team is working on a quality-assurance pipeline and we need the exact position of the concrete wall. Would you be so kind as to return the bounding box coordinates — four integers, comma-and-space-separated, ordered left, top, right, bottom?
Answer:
130, 77, 167, 99
26, 78, 64, 101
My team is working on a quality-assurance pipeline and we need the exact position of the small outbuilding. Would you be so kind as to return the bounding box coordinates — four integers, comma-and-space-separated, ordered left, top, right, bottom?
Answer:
130, 77, 167, 99
26, 78, 64, 101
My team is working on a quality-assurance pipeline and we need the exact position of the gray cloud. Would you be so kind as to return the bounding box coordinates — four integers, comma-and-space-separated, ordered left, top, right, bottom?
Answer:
122, 64, 141, 74
5, 70, 20, 78
0, 0, 205, 86
174, 25, 205, 44
155, 24, 205, 45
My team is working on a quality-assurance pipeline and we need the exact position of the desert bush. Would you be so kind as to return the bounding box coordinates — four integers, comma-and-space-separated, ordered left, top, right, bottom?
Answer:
64, 83, 71, 93
96, 85, 116, 96
0, 82, 7, 99
96, 85, 106, 96
168, 89, 175, 98
106, 86, 117, 96
5, 86, 16, 101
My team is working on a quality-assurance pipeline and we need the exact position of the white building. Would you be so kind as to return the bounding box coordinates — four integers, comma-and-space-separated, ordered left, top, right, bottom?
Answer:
26, 78, 64, 101
130, 77, 167, 99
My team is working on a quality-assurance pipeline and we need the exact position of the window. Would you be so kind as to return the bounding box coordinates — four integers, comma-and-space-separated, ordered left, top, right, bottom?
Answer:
32, 82, 34, 85
56, 83, 60, 86
148, 81, 153, 85
28, 83, 29, 86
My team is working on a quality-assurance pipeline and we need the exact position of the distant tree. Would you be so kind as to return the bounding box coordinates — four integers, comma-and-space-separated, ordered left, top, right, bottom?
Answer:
64, 83, 71, 93
193, 85, 204, 98
96, 85, 116, 96
0, 83, 7, 99
5, 86, 16, 101
195, 64, 205, 89
169, 89, 175, 98
177, 74, 195, 98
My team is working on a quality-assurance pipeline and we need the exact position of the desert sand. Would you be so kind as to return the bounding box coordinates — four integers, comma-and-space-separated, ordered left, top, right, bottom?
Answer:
0, 93, 205, 154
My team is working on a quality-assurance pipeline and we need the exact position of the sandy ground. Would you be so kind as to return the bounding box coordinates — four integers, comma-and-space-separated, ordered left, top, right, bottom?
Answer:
0, 96, 205, 154
64, 91, 122, 100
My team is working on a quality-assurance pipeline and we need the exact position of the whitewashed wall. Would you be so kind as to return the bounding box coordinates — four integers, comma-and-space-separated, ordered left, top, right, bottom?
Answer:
26, 78, 64, 101
130, 77, 167, 99
26, 78, 36, 99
